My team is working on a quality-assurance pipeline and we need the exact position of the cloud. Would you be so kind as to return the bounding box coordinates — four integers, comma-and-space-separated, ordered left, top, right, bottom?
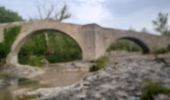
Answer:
67, 0, 114, 27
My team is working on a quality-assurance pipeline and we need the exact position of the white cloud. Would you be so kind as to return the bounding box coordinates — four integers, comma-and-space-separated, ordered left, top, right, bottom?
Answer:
67, 0, 114, 26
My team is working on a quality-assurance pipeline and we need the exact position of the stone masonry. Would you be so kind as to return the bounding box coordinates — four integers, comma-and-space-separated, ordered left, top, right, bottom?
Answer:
0, 20, 169, 66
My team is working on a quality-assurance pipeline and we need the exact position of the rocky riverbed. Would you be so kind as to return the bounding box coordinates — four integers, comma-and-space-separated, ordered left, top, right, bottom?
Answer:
24, 53, 170, 100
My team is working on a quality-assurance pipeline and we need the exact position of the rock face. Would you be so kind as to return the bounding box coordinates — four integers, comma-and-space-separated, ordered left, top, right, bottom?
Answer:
27, 57, 170, 100
155, 94, 170, 100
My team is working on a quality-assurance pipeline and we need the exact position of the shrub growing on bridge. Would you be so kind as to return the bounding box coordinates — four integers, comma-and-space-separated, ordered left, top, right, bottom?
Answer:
0, 26, 21, 66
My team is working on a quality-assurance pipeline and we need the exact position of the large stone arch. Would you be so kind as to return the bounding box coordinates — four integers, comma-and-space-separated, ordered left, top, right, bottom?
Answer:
6, 21, 84, 65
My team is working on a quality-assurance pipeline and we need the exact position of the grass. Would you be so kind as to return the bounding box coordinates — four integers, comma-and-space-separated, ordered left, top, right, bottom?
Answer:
140, 81, 170, 100
89, 56, 108, 72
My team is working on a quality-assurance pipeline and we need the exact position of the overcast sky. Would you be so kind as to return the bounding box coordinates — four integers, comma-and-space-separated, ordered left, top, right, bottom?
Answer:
0, 0, 170, 34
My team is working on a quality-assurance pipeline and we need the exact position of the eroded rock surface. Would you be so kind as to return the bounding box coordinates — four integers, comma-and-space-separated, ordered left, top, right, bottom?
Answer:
26, 55, 170, 100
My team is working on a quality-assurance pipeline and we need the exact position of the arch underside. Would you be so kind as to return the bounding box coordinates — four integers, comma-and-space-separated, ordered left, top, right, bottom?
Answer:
7, 28, 83, 65
116, 37, 150, 54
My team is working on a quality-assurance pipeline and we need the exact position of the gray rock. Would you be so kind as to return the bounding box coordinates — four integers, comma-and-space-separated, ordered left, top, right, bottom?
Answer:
26, 56, 170, 100
154, 94, 170, 100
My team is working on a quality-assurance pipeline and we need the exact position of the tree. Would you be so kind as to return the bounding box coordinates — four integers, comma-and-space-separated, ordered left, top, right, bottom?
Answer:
35, 2, 71, 54
36, 1, 71, 21
128, 27, 136, 32
152, 12, 170, 35
0, 6, 23, 23
141, 27, 148, 33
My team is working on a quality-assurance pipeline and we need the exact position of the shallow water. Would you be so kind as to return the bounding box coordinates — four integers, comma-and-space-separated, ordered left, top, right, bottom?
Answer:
33, 65, 89, 87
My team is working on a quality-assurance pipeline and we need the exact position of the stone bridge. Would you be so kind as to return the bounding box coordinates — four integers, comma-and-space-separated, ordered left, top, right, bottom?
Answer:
0, 20, 170, 66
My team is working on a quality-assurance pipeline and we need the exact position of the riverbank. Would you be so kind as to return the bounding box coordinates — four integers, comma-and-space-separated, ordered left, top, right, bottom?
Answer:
24, 53, 170, 100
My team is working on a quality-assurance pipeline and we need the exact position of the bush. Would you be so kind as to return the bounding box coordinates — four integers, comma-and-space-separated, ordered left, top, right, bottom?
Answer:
154, 57, 167, 64
141, 81, 170, 100
152, 48, 168, 54
167, 45, 170, 51
89, 56, 108, 72
19, 55, 46, 67
0, 26, 21, 66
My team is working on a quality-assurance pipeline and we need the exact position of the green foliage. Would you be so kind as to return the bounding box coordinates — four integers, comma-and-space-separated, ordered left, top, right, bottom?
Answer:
19, 55, 46, 67
19, 33, 47, 56
167, 45, 170, 51
45, 32, 82, 63
89, 56, 108, 72
152, 47, 169, 54
18, 78, 40, 88
18, 33, 47, 67
154, 56, 167, 64
163, 31, 170, 36
107, 40, 142, 52
19, 32, 82, 66
141, 81, 170, 100
0, 26, 21, 66
152, 12, 170, 36
18, 78, 52, 90
0, 6, 22, 23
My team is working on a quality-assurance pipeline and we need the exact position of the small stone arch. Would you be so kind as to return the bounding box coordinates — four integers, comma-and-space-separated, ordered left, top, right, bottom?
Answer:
118, 37, 150, 53
6, 28, 83, 65
107, 37, 150, 54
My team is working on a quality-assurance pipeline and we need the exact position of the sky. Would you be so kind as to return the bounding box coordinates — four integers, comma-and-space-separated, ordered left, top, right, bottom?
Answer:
0, 0, 170, 34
